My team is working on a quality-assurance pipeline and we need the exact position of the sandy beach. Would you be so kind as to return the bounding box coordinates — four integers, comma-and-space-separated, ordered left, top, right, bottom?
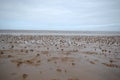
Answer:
0, 31, 120, 80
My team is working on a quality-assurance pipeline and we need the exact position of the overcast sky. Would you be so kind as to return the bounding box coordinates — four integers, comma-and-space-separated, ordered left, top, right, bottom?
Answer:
0, 0, 120, 31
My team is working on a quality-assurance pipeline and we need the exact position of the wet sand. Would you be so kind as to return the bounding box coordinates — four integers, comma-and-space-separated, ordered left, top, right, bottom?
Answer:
0, 31, 120, 80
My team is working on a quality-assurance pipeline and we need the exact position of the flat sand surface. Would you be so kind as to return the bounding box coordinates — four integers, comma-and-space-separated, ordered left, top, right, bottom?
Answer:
0, 32, 120, 80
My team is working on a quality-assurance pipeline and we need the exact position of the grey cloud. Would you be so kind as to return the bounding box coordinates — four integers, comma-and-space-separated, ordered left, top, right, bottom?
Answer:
0, 0, 120, 30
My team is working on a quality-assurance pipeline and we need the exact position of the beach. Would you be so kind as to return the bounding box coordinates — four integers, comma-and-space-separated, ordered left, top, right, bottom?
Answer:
0, 31, 120, 80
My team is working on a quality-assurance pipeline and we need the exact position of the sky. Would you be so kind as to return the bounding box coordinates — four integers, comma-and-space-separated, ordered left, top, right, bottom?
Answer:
0, 0, 120, 31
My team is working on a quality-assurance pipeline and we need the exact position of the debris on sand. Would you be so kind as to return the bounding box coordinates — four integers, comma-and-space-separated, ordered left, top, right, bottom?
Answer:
0, 51, 4, 54
72, 62, 76, 66
89, 61, 95, 64
102, 63, 120, 68
7, 55, 14, 58
56, 68, 62, 72
11, 59, 23, 67
22, 73, 28, 79
11, 58, 41, 67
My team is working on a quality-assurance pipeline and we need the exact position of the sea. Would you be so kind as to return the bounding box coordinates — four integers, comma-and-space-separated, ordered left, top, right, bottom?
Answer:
0, 30, 120, 36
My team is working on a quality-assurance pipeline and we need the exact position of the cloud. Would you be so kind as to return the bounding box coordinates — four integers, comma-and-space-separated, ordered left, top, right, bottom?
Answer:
0, 0, 120, 31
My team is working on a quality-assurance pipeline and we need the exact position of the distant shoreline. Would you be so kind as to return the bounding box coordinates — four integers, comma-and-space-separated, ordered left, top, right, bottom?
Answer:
0, 30, 120, 36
